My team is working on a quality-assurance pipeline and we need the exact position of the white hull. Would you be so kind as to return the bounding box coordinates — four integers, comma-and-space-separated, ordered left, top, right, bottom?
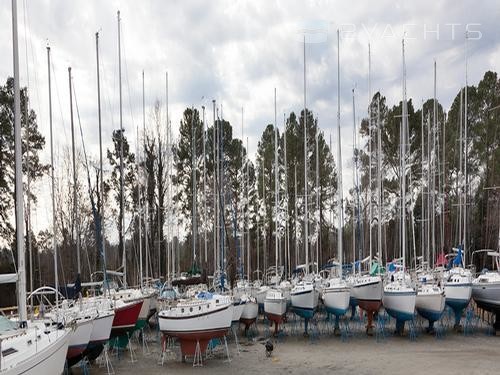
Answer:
241, 301, 259, 320
444, 284, 472, 304
322, 280, 350, 315
232, 301, 245, 322
159, 301, 233, 335
1, 323, 70, 375
383, 282, 416, 321
264, 298, 287, 317
351, 275, 383, 302
256, 286, 269, 306
472, 276, 500, 310
416, 286, 445, 320
67, 316, 93, 358
291, 284, 319, 311
89, 310, 114, 345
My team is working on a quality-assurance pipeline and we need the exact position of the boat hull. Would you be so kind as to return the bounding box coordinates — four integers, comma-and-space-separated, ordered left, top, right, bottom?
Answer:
111, 300, 143, 337
159, 303, 232, 356
383, 291, 416, 322
88, 311, 114, 346
67, 317, 93, 360
416, 291, 445, 324
1, 326, 69, 375
323, 286, 350, 316
472, 281, 500, 313
290, 288, 319, 319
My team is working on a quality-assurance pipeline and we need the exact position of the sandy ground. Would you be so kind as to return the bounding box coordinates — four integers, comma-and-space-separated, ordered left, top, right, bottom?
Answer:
73, 317, 499, 375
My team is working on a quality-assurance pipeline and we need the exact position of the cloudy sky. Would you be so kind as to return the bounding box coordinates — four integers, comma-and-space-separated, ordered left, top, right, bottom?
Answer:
2, 0, 499, 236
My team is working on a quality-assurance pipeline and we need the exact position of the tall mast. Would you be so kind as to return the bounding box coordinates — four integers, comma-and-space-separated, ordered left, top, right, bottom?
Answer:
294, 164, 298, 268
315, 112, 320, 273
458, 90, 463, 251
377, 96, 383, 269
303, 35, 309, 274
96, 32, 107, 290
274, 88, 279, 280
203, 105, 207, 266
401, 38, 408, 269
420, 100, 425, 265
368, 43, 373, 264
47, 46, 58, 307
240, 107, 244, 277
192, 106, 197, 266
336, 29, 343, 275
138, 70, 145, 288
68, 66, 80, 277
246, 136, 250, 280
352, 88, 359, 268
284, 113, 290, 277
463, 32, 469, 265
212, 99, 217, 275
432, 60, 437, 267
117, 10, 126, 287
12, 0, 27, 323
220, 104, 225, 288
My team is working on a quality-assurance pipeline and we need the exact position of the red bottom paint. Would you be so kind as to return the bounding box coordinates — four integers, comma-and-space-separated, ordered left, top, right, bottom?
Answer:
265, 312, 285, 335
163, 328, 230, 356
357, 299, 382, 331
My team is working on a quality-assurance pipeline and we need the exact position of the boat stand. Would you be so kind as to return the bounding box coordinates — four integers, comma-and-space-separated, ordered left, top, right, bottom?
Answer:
223, 335, 231, 363
79, 356, 91, 375
127, 332, 137, 363
231, 324, 241, 354
139, 328, 150, 355
97, 344, 115, 375
192, 340, 203, 367
158, 334, 176, 366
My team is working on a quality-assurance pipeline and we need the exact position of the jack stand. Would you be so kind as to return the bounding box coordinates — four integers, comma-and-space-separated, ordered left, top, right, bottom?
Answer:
231, 325, 240, 355
193, 340, 203, 367
79, 357, 90, 375
141, 328, 150, 356
223, 335, 231, 363
98, 344, 115, 375
127, 332, 137, 363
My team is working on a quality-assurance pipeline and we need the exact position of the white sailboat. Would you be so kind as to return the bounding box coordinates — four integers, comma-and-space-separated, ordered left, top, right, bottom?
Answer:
415, 63, 445, 332
0, 3, 70, 373
350, 44, 383, 335
290, 35, 319, 332
322, 30, 351, 334
382, 39, 416, 335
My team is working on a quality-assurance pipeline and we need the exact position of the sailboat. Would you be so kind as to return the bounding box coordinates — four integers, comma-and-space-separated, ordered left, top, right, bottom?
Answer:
264, 88, 288, 334
415, 63, 445, 333
290, 36, 320, 334
350, 43, 383, 336
0, 2, 70, 373
442, 38, 473, 329
322, 30, 351, 335
472, 246, 500, 332
382, 38, 416, 335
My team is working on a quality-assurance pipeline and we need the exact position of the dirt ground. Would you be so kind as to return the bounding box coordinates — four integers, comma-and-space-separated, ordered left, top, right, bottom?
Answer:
75, 317, 499, 375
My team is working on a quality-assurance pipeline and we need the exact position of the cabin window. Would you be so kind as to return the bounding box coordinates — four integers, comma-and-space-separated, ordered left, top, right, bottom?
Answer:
199, 306, 201, 311
2, 347, 17, 357
216, 299, 219, 303
181, 308, 184, 313
190, 307, 193, 312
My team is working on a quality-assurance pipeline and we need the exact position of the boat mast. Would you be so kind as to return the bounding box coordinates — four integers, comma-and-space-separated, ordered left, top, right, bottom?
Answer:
463, 32, 469, 266
315, 111, 320, 274
96, 32, 107, 292
12, 0, 27, 324
138, 71, 145, 289
432, 60, 437, 268
203, 105, 207, 267
47, 46, 58, 307
420, 100, 425, 267
240, 107, 244, 277
274, 88, 279, 282
68, 66, 81, 278
246, 136, 250, 280
117, 10, 126, 287
377, 96, 383, 271
192, 106, 197, 268
336, 29, 343, 276
401, 38, 408, 270
212, 99, 217, 276
294, 164, 298, 269
368, 43, 373, 267
303, 35, 309, 274
284, 113, 290, 278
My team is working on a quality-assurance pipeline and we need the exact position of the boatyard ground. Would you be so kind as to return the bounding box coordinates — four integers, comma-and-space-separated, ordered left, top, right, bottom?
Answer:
76, 327, 498, 375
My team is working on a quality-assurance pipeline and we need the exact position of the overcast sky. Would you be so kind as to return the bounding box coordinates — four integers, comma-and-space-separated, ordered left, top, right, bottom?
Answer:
2, 0, 499, 236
